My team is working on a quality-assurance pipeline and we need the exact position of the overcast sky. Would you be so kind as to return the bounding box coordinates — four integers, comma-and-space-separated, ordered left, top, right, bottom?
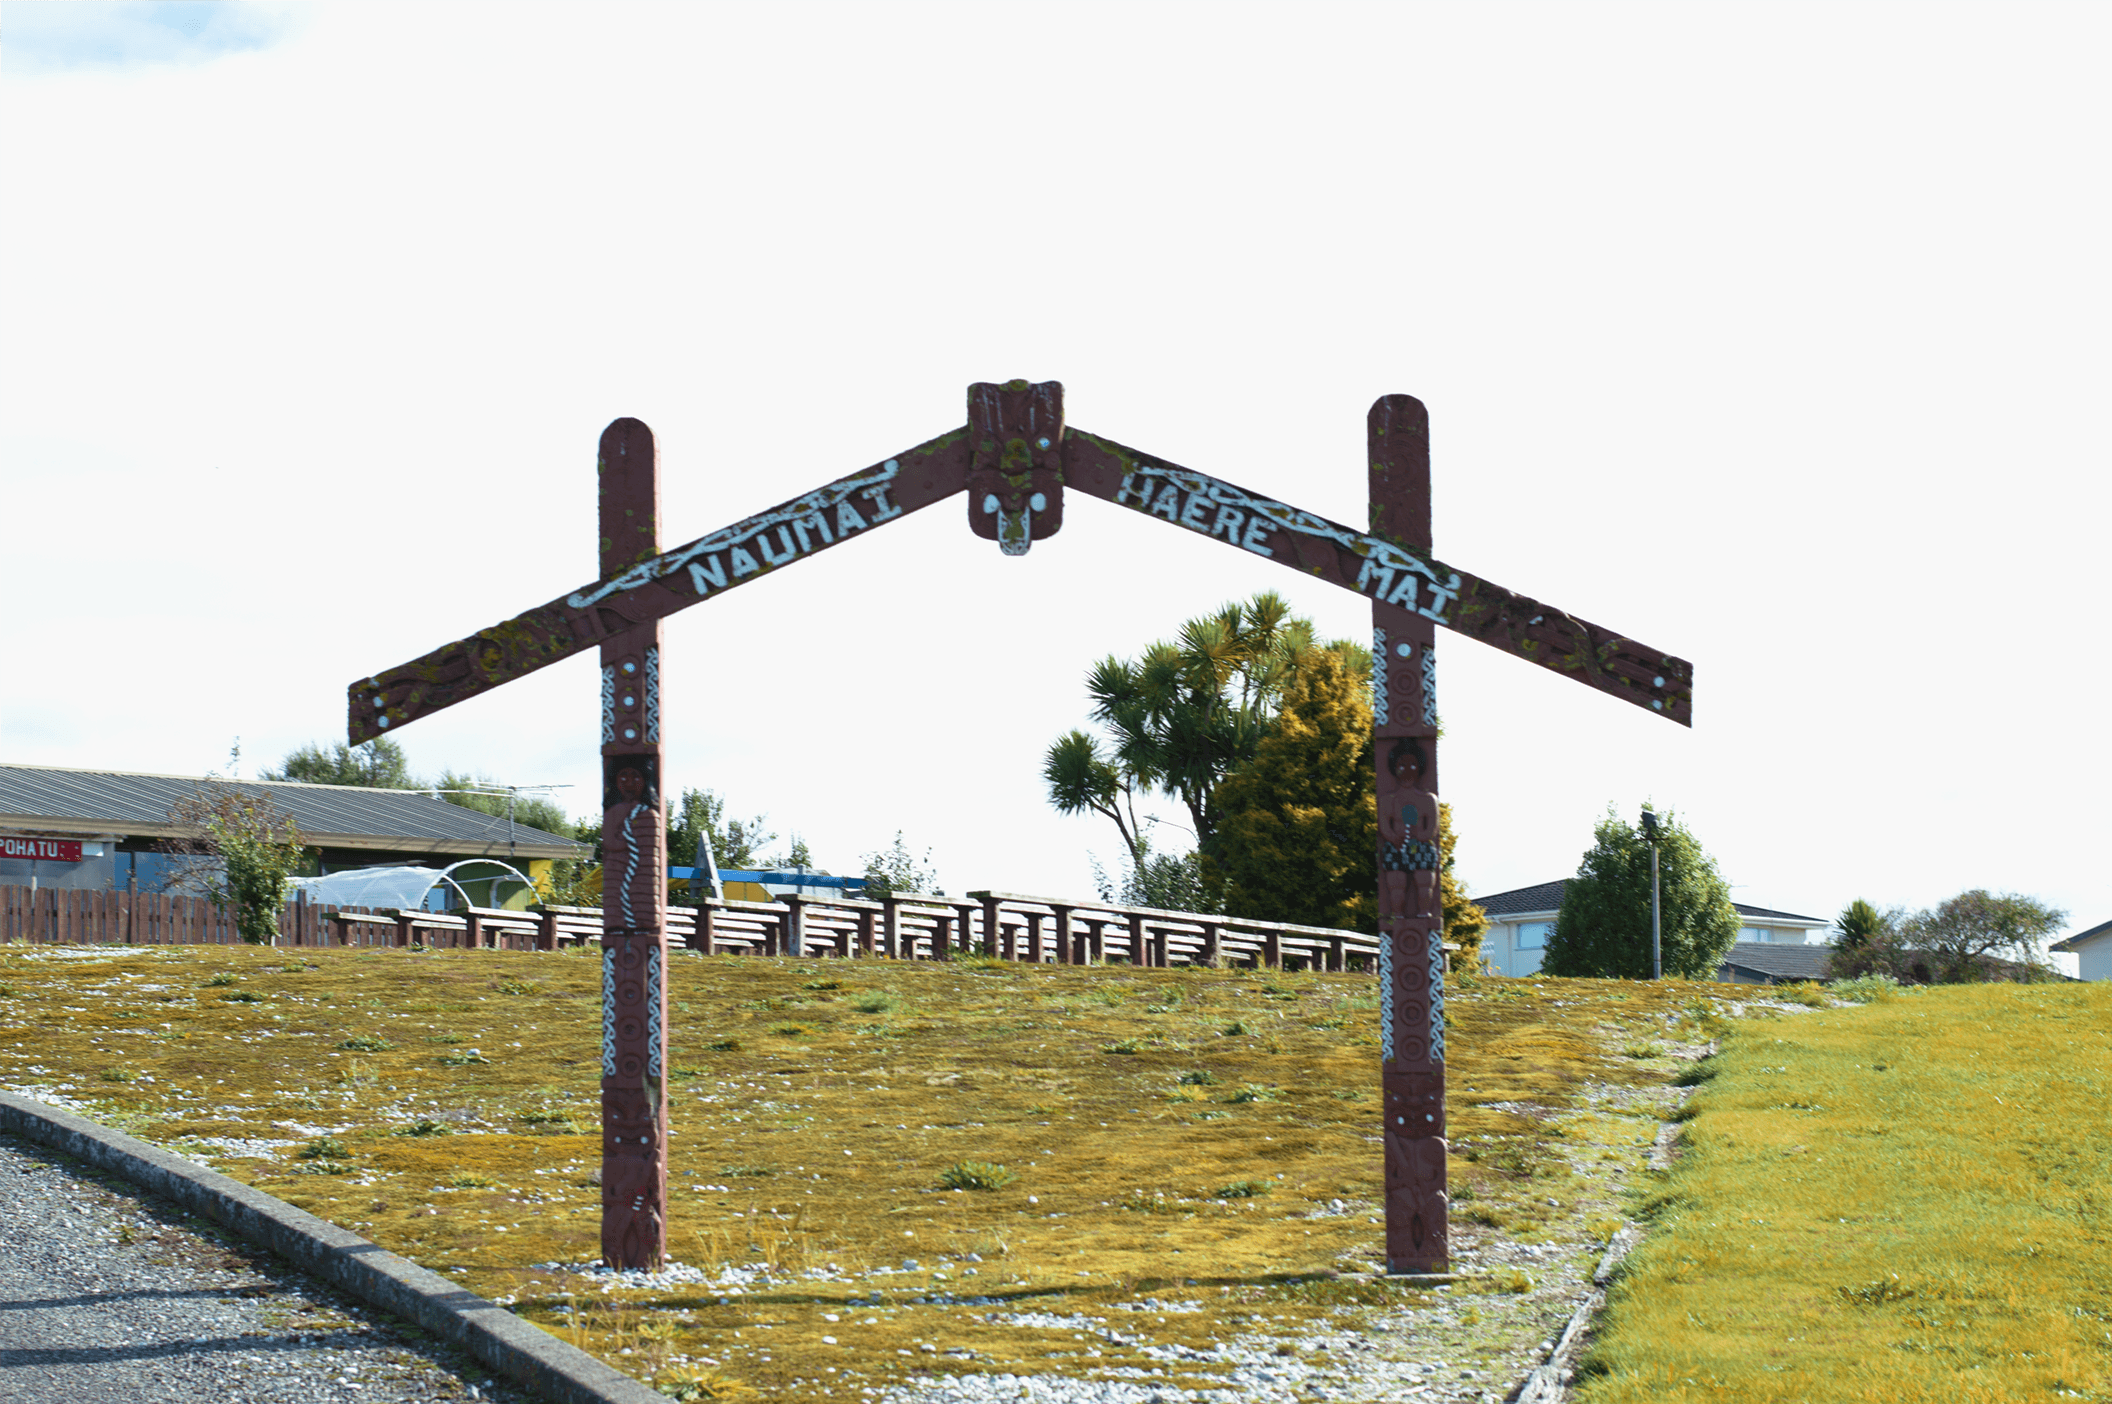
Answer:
3, 2, 2106, 947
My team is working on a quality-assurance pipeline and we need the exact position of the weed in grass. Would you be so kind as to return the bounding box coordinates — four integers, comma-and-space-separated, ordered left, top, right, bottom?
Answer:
338, 1034, 395, 1052
1333, 1089, 1367, 1101
1222, 1020, 1254, 1037
707, 1038, 741, 1052
1489, 1267, 1534, 1295
396, 1119, 454, 1137
494, 979, 541, 995
718, 1165, 774, 1178
1224, 1084, 1279, 1103
221, 990, 263, 1004
449, 1173, 494, 1189
298, 1137, 350, 1160
1216, 1179, 1272, 1199
0, 984, 15, 998
430, 1033, 465, 1044
1165, 1087, 1205, 1104
203, 973, 238, 987
801, 979, 841, 991
939, 1161, 1015, 1191
766, 1023, 812, 1038
1622, 1042, 1665, 1059
1102, 1038, 1143, 1055
438, 1049, 489, 1066
339, 1059, 378, 1087
1177, 1069, 1218, 1086
655, 1364, 755, 1401
850, 991, 898, 1014
99, 1066, 137, 1083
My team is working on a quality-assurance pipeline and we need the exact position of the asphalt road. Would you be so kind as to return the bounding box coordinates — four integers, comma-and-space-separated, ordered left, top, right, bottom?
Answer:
0, 1131, 533, 1404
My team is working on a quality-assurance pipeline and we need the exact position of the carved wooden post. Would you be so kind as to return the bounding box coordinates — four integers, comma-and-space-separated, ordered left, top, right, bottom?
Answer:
597, 417, 670, 1271
1370, 393, 1448, 1274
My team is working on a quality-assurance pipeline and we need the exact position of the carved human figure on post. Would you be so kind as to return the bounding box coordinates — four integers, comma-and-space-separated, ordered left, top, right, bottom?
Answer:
1378, 737, 1440, 923
602, 757, 662, 932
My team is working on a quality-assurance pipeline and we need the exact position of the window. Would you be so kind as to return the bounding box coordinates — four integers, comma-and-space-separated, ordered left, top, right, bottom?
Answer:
1739, 926, 1770, 944
1517, 921, 1552, 950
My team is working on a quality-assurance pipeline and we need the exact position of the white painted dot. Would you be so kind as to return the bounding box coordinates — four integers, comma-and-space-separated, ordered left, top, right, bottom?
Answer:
377, 716, 389, 727
1029, 492, 1046, 511
624, 727, 638, 739
1395, 643, 1411, 657
1036, 437, 1051, 449
622, 695, 636, 708
372, 696, 385, 708
982, 493, 999, 514
1654, 676, 1665, 687
1652, 701, 1663, 710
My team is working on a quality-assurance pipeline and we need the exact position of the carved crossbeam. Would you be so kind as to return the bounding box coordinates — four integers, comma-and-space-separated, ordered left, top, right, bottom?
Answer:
350, 391, 1688, 740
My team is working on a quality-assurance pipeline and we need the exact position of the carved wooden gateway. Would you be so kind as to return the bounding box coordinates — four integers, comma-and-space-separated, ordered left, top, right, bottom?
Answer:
350, 382, 1693, 1275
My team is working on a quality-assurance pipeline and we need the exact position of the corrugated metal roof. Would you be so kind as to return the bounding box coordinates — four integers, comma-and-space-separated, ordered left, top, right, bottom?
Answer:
0, 764, 582, 860
1471, 878, 1824, 925
1716, 941, 1834, 983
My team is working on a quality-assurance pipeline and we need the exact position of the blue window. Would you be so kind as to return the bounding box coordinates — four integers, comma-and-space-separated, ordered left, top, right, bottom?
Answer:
1517, 921, 1552, 950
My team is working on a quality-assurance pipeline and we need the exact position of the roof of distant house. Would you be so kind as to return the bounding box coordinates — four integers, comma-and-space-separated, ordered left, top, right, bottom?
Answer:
1716, 941, 1833, 983
2052, 918, 2112, 953
1470, 879, 1825, 926
0, 763, 582, 861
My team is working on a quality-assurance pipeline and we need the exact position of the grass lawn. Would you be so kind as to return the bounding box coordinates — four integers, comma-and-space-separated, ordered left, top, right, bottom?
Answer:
1582, 980, 2112, 1403
0, 942, 1715, 1400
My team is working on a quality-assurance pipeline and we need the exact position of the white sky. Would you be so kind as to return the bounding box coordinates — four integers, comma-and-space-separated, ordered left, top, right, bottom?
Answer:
2, 3, 2107, 945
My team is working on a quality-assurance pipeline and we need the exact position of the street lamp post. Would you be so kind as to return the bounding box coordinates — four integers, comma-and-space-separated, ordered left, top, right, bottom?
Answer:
1640, 808, 1662, 979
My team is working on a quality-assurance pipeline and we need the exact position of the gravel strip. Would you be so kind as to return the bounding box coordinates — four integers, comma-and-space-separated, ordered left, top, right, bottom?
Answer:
0, 1130, 533, 1404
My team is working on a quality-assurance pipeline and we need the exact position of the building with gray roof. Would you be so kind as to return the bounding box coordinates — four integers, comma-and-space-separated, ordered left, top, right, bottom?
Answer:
0, 763, 582, 895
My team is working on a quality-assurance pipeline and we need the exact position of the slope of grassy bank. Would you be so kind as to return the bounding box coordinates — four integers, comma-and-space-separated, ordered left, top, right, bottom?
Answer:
1583, 981, 2112, 1403
0, 943, 1716, 1399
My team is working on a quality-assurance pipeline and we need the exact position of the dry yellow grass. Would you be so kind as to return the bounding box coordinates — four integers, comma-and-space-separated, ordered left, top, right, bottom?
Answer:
0, 943, 1706, 1398
1582, 980, 2112, 1403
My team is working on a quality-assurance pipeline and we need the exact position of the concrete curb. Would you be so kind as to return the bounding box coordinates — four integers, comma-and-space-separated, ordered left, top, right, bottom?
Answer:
0, 1090, 665, 1404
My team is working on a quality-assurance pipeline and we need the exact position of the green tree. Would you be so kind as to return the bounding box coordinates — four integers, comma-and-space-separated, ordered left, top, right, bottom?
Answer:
1437, 802, 1488, 973
1044, 591, 1367, 860
429, 770, 574, 838
1540, 806, 1738, 979
1205, 648, 1376, 931
166, 789, 305, 945
263, 738, 415, 788
1090, 841, 1209, 913
1900, 890, 2067, 983
861, 832, 942, 898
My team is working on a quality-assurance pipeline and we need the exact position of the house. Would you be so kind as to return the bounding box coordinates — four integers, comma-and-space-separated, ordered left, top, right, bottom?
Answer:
0, 763, 582, 897
1715, 942, 1833, 985
1472, 878, 1831, 978
2051, 919, 2112, 982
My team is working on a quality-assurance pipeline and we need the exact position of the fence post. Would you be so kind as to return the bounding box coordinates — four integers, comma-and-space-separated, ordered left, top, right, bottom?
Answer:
1264, 928, 1282, 970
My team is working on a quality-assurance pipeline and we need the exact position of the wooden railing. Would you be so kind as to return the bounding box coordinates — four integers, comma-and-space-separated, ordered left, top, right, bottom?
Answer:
0, 881, 1385, 971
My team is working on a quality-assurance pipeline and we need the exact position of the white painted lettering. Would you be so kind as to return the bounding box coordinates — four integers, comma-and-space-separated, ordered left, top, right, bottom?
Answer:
729, 545, 761, 578
1418, 582, 1458, 624
835, 500, 868, 535
687, 556, 728, 594
1385, 575, 1420, 608
1179, 494, 1212, 531
1211, 505, 1245, 540
1241, 515, 1275, 555
1356, 556, 1395, 598
1149, 484, 1182, 520
1116, 473, 1156, 507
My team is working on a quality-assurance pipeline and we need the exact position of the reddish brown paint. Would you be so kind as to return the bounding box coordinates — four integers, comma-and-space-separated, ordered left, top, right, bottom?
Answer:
1368, 395, 1449, 1273
596, 417, 670, 1271
966, 379, 1065, 553
347, 379, 1695, 1283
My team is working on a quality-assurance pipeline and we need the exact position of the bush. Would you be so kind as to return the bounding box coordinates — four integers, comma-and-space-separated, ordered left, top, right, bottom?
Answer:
939, 1161, 1015, 1192
338, 1034, 394, 1051
1215, 1179, 1272, 1199
298, 1136, 350, 1160
850, 991, 898, 1014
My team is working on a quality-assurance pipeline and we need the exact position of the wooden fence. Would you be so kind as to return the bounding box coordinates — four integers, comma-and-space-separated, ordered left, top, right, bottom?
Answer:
0, 882, 1395, 972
